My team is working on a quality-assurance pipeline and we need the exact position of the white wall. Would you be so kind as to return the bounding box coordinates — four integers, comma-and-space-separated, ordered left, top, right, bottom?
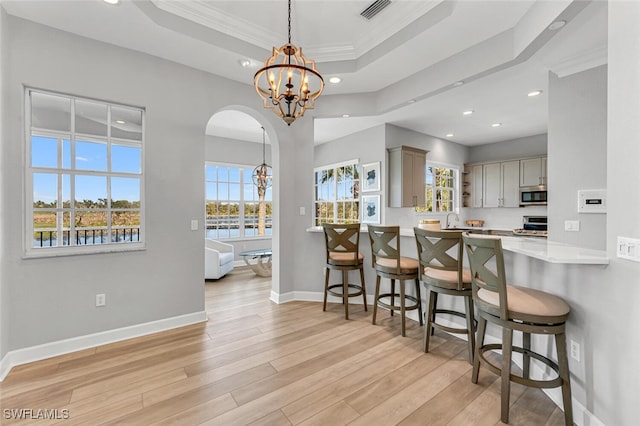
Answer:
548, 66, 607, 250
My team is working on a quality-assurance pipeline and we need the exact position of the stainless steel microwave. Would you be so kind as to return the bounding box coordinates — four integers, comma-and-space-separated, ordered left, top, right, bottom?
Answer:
520, 186, 547, 206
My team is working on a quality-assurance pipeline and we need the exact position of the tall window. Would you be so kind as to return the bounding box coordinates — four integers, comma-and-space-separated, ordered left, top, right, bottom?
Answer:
205, 164, 272, 239
314, 160, 360, 225
26, 89, 144, 255
422, 163, 458, 213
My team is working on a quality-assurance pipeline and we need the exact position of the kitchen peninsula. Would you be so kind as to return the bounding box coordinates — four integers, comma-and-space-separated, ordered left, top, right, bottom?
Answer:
307, 225, 609, 265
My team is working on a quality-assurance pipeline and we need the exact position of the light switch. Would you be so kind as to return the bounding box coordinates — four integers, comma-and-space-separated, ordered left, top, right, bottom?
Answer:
564, 220, 580, 232
299, 207, 306, 216
191, 219, 198, 231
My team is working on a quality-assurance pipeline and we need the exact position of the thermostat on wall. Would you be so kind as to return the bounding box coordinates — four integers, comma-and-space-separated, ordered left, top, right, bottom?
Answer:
578, 189, 607, 214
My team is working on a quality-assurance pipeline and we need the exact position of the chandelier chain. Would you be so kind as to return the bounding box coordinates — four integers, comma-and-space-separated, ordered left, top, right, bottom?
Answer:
288, 0, 292, 44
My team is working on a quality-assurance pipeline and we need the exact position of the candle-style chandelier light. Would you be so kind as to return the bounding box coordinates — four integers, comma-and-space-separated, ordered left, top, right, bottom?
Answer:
252, 126, 272, 192
253, 0, 324, 126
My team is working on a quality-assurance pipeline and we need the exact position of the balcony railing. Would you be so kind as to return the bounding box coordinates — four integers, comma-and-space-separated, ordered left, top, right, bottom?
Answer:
33, 227, 140, 247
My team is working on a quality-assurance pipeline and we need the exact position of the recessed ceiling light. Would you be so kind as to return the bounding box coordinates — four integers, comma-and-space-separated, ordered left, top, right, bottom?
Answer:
548, 20, 566, 31
453, 81, 464, 87
528, 90, 543, 97
408, 99, 416, 104
491, 123, 502, 127
103, 0, 120, 5
446, 133, 454, 138
329, 77, 341, 84
342, 114, 350, 118
115, 120, 126, 124
239, 59, 252, 68
463, 110, 474, 116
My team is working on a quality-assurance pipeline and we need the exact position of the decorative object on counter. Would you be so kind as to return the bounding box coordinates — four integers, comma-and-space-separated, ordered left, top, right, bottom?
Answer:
368, 225, 423, 337
253, 0, 324, 126
466, 220, 485, 227
361, 161, 381, 192
361, 194, 380, 224
414, 228, 475, 364
322, 223, 367, 320
418, 219, 441, 230
462, 233, 573, 426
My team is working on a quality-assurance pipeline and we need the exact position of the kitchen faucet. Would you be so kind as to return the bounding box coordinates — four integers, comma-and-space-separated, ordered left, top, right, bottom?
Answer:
446, 212, 460, 229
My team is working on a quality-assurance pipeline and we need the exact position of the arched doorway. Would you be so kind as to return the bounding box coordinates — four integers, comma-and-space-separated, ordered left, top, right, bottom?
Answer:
204, 106, 279, 296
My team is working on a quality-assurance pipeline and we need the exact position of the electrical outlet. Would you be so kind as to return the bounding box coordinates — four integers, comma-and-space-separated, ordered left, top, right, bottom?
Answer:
95, 293, 106, 307
570, 340, 580, 362
617, 236, 640, 262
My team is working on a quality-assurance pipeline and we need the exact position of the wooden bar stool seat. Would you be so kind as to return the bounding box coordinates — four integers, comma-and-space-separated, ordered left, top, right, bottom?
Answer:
414, 227, 476, 364
322, 223, 367, 320
462, 233, 573, 425
367, 225, 422, 337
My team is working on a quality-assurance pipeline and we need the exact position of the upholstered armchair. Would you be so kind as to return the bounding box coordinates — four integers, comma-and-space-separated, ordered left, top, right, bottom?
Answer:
205, 239, 235, 279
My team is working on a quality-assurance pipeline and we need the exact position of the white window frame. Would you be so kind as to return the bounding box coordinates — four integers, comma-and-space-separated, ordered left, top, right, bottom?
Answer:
205, 162, 272, 241
313, 159, 360, 226
24, 88, 145, 258
418, 161, 460, 215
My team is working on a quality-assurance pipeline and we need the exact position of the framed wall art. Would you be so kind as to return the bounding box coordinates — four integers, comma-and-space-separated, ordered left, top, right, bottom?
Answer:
361, 194, 381, 224
361, 162, 381, 192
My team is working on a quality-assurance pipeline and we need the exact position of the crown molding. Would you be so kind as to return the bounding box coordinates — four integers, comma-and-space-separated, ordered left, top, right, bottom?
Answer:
548, 45, 608, 78
151, 0, 441, 64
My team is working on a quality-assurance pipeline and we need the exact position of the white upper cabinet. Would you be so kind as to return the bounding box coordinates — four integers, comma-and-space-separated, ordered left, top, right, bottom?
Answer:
520, 156, 547, 187
482, 160, 520, 208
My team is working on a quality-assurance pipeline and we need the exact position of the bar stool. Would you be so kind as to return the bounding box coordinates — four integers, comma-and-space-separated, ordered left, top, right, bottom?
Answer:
322, 223, 367, 320
367, 225, 422, 336
414, 227, 475, 364
462, 233, 573, 425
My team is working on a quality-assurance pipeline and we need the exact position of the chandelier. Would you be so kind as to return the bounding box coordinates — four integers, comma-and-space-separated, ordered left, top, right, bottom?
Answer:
254, 0, 324, 126
252, 127, 272, 192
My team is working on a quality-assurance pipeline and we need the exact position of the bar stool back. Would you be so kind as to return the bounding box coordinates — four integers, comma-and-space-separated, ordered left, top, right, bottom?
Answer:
462, 233, 573, 425
367, 225, 423, 336
414, 227, 475, 363
322, 223, 367, 319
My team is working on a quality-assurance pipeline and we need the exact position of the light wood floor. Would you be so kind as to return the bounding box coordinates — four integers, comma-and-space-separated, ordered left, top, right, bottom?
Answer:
0, 267, 566, 425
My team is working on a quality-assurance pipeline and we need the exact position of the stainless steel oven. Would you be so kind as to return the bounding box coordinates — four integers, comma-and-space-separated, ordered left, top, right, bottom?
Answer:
513, 216, 548, 237
519, 186, 547, 206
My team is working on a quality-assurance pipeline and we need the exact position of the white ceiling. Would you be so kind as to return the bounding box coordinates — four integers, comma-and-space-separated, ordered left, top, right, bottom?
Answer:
2, 0, 608, 146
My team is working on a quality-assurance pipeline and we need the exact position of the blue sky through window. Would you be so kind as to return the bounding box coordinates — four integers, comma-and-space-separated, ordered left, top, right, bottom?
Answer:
32, 135, 141, 205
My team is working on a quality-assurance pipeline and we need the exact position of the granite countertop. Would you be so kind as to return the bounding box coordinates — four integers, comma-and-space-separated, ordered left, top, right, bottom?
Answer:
306, 225, 609, 265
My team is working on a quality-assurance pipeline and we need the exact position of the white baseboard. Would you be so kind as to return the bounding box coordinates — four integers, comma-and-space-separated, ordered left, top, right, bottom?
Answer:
0, 310, 207, 382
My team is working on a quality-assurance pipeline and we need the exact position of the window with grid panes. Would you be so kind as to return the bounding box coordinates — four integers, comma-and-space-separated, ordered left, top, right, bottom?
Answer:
420, 164, 458, 213
25, 88, 144, 256
205, 164, 272, 239
314, 160, 360, 225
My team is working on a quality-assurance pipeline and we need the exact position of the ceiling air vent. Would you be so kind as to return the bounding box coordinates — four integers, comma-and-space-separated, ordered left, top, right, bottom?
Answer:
360, 0, 392, 20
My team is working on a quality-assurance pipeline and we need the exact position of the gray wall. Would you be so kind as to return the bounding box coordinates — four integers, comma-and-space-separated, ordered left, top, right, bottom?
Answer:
467, 133, 547, 163
548, 66, 607, 249
384, 124, 468, 229
0, 14, 310, 355
0, 8, 7, 362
